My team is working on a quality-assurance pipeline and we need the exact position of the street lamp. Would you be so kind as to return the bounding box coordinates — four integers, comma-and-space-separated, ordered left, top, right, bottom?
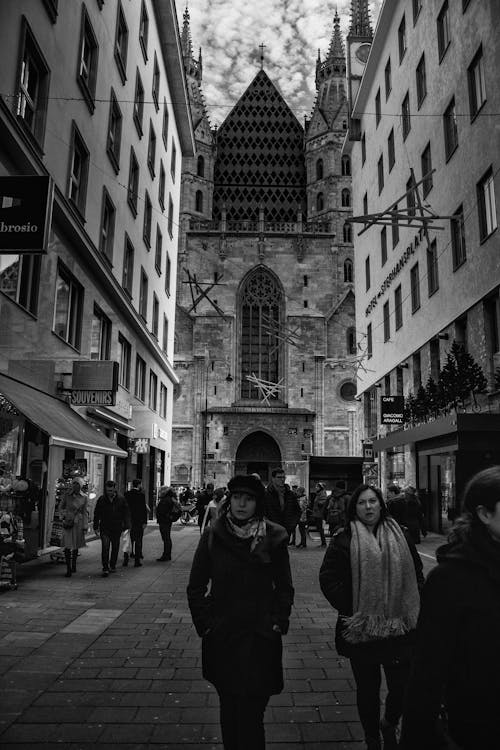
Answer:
201, 359, 232, 485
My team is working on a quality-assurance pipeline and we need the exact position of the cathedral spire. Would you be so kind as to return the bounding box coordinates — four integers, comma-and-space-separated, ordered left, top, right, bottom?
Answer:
349, 0, 373, 38
327, 9, 345, 62
181, 6, 194, 62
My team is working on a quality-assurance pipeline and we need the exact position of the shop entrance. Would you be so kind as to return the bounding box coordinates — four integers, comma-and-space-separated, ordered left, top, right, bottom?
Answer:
234, 432, 281, 483
420, 452, 456, 534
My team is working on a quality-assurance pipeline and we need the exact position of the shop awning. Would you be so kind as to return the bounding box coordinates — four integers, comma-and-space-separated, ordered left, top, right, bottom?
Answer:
0, 373, 127, 457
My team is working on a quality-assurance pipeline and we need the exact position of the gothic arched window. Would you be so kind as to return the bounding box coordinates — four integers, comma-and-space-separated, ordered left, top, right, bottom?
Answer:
239, 268, 283, 400
347, 327, 356, 355
197, 155, 205, 177
343, 221, 352, 243
195, 190, 203, 212
316, 158, 324, 180
341, 188, 351, 207
344, 258, 353, 283
342, 155, 351, 176
316, 192, 324, 212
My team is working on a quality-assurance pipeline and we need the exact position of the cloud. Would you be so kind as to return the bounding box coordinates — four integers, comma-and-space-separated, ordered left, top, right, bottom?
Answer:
182, 1, 382, 126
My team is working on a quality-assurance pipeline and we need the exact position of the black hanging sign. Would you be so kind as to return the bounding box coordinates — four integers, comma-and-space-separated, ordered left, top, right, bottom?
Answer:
0, 176, 54, 254
381, 396, 404, 424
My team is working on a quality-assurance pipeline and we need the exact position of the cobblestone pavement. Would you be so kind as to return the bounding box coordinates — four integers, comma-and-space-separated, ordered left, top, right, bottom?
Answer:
0, 523, 440, 749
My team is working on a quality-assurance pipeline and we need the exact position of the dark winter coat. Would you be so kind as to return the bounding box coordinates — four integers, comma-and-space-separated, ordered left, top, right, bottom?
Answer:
405, 496, 425, 544
187, 516, 294, 697
93, 493, 129, 535
124, 488, 148, 526
155, 496, 176, 525
264, 484, 300, 534
386, 494, 409, 527
400, 523, 500, 750
319, 524, 424, 664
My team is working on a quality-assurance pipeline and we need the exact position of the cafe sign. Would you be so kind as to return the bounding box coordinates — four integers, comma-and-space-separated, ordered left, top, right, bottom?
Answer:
380, 395, 404, 425
71, 361, 119, 406
0, 176, 54, 254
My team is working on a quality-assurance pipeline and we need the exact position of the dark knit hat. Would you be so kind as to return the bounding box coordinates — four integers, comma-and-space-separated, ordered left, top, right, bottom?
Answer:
227, 475, 265, 502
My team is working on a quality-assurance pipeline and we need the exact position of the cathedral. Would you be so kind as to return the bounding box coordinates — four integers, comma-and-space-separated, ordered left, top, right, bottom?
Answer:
171, 6, 368, 490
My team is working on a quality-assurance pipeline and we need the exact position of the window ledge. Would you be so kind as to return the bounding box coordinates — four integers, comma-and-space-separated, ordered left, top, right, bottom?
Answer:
127, 196, 138, 218
445, 143, 458, 163
114, 50, 127, 85
471, 100, 487, 124
133, 114, 143, 139
51, 330, 80, 353
479, 226, 498, 246
77, 76, 96, 115
106, 146, 120, 175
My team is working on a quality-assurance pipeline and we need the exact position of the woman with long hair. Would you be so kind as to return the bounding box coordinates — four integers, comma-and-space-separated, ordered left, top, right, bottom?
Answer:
59, 477, 88, 578
400, 466, 500, 749
319, 484, 423, 750
187, 474, 294, 750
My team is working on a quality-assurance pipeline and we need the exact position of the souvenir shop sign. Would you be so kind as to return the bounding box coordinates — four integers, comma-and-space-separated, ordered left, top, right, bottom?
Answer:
0, 176, 54, 253
381, 396, 404, 425
71, 361, 119, 406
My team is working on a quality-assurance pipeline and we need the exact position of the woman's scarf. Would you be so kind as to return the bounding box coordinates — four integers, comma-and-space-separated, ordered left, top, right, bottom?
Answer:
342, 517, 420, 644
225, 512, 267, 552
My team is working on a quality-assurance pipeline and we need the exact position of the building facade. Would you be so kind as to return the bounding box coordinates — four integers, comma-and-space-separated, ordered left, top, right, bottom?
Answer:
345, 0, 500, 531
171, 9, 362, 492
0, 0, 194, 554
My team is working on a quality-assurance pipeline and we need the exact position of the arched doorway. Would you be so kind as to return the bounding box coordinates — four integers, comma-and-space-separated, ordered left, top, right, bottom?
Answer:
234, 431, 281, 483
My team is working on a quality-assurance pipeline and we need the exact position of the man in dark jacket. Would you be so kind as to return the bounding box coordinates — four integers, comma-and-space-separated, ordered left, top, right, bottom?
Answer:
93, 480, 129, 577
386, 484, 409, 527
124, 479, 148, 567
196, 483, 214, 531
264, 468, 301, 536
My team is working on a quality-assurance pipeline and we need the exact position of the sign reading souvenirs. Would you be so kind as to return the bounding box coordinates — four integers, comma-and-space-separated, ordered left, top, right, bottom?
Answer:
380, 396, 404, 425
71, 361, 119, 406
0, 176, 54, 254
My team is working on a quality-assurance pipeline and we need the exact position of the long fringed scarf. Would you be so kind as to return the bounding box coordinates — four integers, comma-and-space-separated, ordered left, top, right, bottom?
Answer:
342, 518, 420, 644
225, 513, 267, 552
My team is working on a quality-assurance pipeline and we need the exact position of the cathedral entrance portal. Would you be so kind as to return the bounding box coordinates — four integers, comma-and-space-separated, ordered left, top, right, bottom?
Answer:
234, 431, 282, 483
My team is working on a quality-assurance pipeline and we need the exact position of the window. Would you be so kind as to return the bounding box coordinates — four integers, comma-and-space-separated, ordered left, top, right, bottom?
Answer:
443, 97, 458, 159
398, 15, 407, 62
437, 1, 450, 60
430, 338, 440, 382
340, 382, 356, 401
413, 0, 422, 23
197, 155, 205, 177
468, 46, 486, 119
383, 301, 390, 341
384, 57, 392, 99
139, 268, 148, 320
139, 0, 149, 61
316, 159, 324, 180
159, 383, 167, 419
135, 355, 146, 401
53, 263, 83, 348
347, 327, 356, 355
162, 314, 168, 353
122, 234, 134, 296
133, 70, 144, 136
384, 374, 391, 395
341, 188, 351, 207
99, 188, 115, 262
0, 253, 41, 315
158, 161, 165, 211
167, 195, 174, 237
165, 252, 171, 295
410, 262, 421, 312
377, 154, 384, 194
90, 305, 111, 360
42, 0, 58, 23
152, 294, 159, 338
170, 140, 177, 180
147, 122, 156, 177
396, 366, 404, 396
463, 0, 471, 9
106, 89, 122, 172
118, 333, 131, 389
413, 351, 422, 390
388, 128, 395, 171
375, 88, 381, 126
344, 258, 353, 283
195, 190, 204, 212
395, 285, 403, 330
16, 21, 50, 146
303, 275, 308, 287
152, 52, 160, 110
381, 226, 387, 267
416, 53, 427, 107
402, 92, 411, 140
421, 143, 433, 197
142, 191, 152, 248
477, 167, 498, 241
316, 192, 324, 212
361, 133, 366, 164
427, 239, 439, 296
343, 222, 352, 243
162, 100, 169, 148
155, 225, 162, 274
77, 7, 98, 112
341, 155, 351, 176
484, 296, 500, 358
68, 123, 89, 217
451, 205, 466, 269
391, 203, 399, 247
114, 2, 128, 83
363, 193, 368, 215
367, 323, 372, 358
127, 148, 139, 216
365, 256, 371, 292
406, 175, 416, 218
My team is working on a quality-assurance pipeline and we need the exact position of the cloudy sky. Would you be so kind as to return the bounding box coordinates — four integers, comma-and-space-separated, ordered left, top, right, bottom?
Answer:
179, 0, 382, 126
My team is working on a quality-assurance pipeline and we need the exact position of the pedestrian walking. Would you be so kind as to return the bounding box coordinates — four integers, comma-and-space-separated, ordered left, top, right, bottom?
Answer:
326, 482, 348, 537
264, 468, 300, 538
124, 479, 148, 567
93, 480, 130, 577
319, 484, 423, 750
386, 484, 408, 528
311, 482, 328, 546
295, 486, 309, 548
59, 477, 88, 578
155, 486, 181, 561
187, 474, 294, 750
400, 466, 500, 750
200, 486, 226, 534
196, 483, 214, 532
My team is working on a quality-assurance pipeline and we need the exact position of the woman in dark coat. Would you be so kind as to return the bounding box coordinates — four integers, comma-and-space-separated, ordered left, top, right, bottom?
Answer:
400, 466, 500, 750
187, 474, 294, 750
59, 477, 88, 577
319, 484, 424, 750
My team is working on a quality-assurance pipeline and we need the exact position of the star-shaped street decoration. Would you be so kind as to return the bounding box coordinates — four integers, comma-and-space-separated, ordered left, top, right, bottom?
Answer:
246, 373, 285, 405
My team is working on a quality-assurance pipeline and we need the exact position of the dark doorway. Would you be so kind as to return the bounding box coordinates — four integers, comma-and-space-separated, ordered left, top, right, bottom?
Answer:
235, 431, 281, 483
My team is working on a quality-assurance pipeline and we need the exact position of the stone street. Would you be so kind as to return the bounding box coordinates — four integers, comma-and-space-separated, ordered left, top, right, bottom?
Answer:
0, 523, 440, 749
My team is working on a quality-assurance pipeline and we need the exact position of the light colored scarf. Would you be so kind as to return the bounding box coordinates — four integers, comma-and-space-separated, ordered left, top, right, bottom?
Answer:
226, 513, 267, 552
343, 517, 420, 644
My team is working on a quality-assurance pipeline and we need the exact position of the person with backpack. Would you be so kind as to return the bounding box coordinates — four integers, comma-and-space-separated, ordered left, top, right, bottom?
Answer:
155, 486, 181, 561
